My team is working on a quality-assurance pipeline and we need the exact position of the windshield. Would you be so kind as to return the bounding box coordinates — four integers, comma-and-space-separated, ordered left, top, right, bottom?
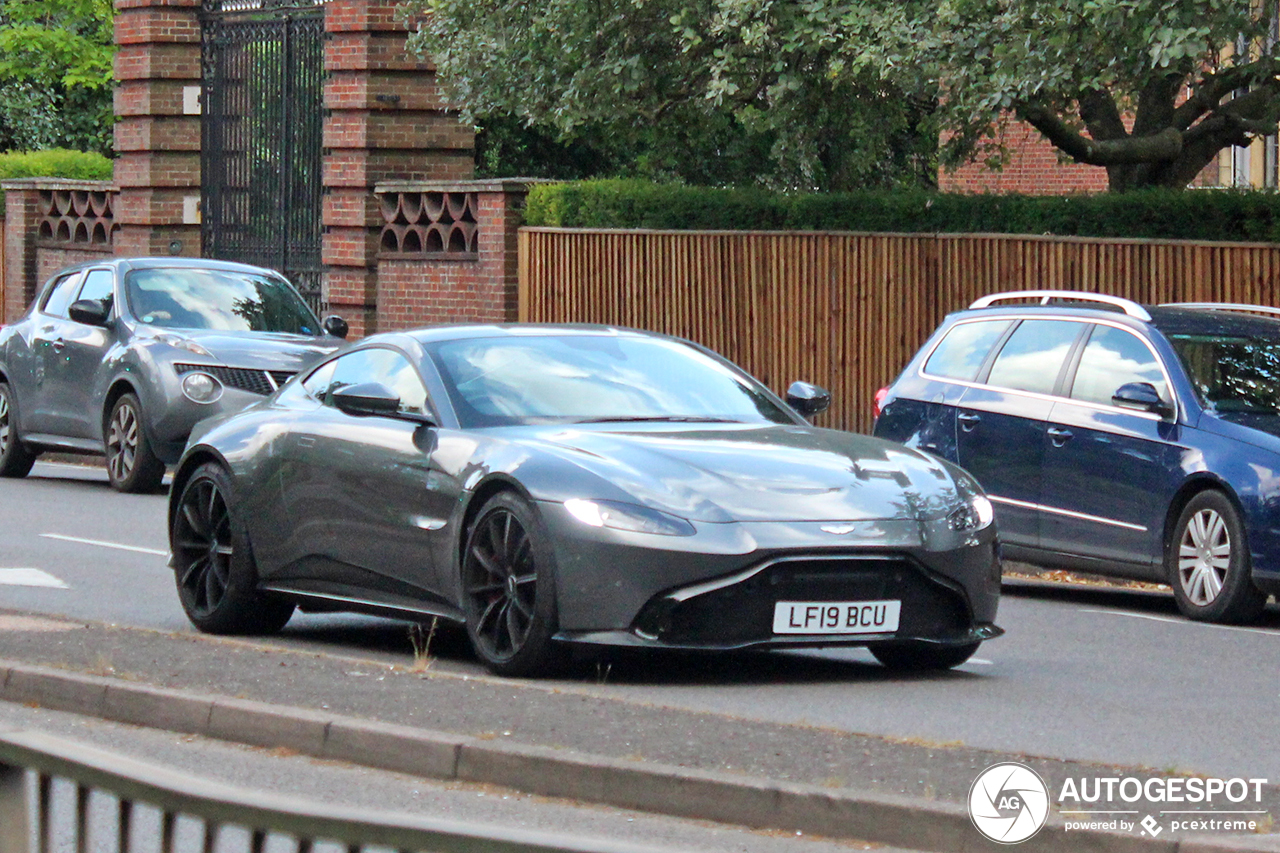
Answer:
428, 334, 795, 428
1170, 334, 1280, 415
124, 268, 320, 335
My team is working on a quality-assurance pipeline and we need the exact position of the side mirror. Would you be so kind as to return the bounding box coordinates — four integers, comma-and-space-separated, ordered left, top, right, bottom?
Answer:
322, 315, 349, 339
68, 298, 110, 327
786, 380, 831, 419
331, 382, 401, 418
1112, 382, 1174, 418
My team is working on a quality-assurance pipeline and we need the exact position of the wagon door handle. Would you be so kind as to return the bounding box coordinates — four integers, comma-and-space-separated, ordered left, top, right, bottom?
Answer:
958, 412, 981, 432
1047, 427, 1073, 446
50, 338, 66, 352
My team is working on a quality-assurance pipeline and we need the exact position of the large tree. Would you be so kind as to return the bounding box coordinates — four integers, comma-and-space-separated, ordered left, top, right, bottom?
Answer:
404, 0, 939, 190
853, 0, 1280, 190
0, 0, 115, 154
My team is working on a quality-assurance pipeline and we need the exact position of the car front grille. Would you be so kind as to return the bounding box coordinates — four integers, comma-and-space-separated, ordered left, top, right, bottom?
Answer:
633, 554, 972, 647
175, 363, 297, 396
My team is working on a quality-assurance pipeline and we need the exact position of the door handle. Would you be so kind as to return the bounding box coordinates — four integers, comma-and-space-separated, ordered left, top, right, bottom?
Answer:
1047, 426, 1073, 446
50, 338, 66, 352
958, 412, 981, 432
297, 436, 315, 448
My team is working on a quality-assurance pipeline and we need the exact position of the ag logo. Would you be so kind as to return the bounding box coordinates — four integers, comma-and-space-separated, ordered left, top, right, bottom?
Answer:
968, 762, 1050, 844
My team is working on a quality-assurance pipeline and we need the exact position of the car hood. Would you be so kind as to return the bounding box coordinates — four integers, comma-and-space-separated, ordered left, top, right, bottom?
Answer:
1200, 411, 1280, 455
521, 423, 968, 523
158, 330, 342, 369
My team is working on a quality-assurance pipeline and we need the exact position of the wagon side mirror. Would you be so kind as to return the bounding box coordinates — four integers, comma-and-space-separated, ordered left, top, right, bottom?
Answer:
1112, 382, 1174, 419
786, 381, 831, 419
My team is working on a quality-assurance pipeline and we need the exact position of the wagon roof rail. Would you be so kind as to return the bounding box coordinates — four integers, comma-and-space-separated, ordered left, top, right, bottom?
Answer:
1159, 302, 1280, 319
969, 291, 1151, 321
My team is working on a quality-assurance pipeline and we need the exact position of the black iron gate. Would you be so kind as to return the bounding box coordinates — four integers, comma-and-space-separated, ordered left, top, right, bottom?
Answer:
200, 0, 325, 310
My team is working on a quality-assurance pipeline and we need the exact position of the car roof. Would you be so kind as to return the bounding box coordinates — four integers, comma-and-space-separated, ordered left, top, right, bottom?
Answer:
52, 257, 285, 277
398, 323, 675, 345
1145, 305, 1280, 338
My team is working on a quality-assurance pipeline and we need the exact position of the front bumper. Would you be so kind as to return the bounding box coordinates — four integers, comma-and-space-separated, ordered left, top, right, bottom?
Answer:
541, 502, 1002, 650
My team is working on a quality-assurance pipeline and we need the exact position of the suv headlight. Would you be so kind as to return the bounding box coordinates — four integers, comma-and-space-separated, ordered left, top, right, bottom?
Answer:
949, 494, 994, 532
564, 499, 695, 536
181, 371, 223, 404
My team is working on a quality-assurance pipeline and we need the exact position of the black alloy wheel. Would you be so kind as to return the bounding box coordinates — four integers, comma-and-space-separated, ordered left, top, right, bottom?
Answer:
1168, 490, 1266, 624
870, 640, 980, 671
0, 382, 36, 478
171, 462, 294, 634
461, 492, 563, 677
105, 393, 165, 493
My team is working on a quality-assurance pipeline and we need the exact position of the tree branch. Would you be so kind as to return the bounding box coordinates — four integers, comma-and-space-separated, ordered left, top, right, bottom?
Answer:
1018, 102, 1182, 165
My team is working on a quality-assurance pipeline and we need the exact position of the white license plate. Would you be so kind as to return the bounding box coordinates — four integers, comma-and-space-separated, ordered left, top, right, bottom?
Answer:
772, 600, 901, 635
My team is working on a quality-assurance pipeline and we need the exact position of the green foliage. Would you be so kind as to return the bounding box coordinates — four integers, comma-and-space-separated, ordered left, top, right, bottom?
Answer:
525, 180, 1280, 243
404, 0, 938, 191
0, 0, 115, 156
0, 148, 113, 214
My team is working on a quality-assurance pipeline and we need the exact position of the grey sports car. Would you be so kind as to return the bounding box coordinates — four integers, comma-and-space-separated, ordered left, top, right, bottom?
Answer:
0, 258, 347, 492
168, 325, 1003, 676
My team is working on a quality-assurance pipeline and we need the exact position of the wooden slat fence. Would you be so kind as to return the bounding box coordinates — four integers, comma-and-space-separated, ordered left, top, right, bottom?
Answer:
519, 228, 1280, 432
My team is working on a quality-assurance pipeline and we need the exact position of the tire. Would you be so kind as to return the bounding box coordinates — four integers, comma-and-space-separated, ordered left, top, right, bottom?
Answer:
461, 491, 565, 677
870, 641, 980, 671
170, 462, 294, 634
0, 382, 36, 478
1168, 490, 1266, 624
105, 392, 165, 493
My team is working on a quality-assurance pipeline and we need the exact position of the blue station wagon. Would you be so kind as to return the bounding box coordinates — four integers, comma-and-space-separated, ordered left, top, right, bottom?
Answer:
875, 291, 1280, 624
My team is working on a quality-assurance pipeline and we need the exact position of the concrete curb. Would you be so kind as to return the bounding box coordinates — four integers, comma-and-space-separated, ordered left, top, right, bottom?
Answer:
0, 659, 1275, 853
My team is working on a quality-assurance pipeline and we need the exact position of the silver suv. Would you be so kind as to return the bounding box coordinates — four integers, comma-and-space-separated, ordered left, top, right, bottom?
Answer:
0, 258, 347, 492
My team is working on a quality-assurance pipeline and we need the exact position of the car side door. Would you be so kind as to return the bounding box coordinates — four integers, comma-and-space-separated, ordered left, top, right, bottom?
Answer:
41, 267, 117, 440
955, 318, 1088, 550
279, 346, 452, 609
22, 271, 86, 436
1040, 323, 1183, 575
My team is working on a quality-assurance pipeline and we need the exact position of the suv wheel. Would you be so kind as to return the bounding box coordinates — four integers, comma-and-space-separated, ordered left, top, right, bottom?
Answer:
105, 393, 165, 493
0, 382, 36, 478
1168, 491, 1266, 624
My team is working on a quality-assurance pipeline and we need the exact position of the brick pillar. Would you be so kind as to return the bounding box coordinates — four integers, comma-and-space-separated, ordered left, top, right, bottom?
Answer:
113, 0, 203, 257
323, 0, 475, 336
1, 181, 42, 323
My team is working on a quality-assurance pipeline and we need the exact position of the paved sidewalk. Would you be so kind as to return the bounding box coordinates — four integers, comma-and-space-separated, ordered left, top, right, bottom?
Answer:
0, 611, 1276, 853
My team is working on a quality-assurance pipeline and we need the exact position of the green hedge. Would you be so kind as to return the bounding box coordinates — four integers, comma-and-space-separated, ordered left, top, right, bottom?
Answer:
0, 149, 114, 216
524, 179, 1280, 243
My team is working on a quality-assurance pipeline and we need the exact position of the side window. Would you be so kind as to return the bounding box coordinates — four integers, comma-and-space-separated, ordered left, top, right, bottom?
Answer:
300, 360, 337, 399
985, 320, 1084, 396
39, 273, 83, 319
923, 320, 1012, 381
1070, 325, 1168, 407
74, 270, 115, 316
326, 348, 430, 417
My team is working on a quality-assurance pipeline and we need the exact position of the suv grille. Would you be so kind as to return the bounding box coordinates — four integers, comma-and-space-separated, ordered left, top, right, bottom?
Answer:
175, 363, 297, 396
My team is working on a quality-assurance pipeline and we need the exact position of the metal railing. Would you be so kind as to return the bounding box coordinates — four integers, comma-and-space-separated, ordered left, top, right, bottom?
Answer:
0, 729, 666, 853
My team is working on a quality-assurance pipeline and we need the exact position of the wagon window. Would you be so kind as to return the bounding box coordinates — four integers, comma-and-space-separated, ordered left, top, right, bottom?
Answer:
923, 320, 1012, 381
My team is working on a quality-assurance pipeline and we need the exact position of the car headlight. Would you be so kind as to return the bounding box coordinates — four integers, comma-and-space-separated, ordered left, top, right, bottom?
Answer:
949, 494, 994, 532
564, 499, 696, 536
181, 371, 223, 404
155, 333, 213, 357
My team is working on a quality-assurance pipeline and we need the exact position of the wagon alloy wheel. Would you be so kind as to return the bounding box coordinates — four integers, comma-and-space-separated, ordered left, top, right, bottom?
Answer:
1178, 508, 1230, 607
0, 383, 36, 478
1168, 491, 1266, 624
169, 462, 294, 634
174, 476, 234, 619
461, 493, 563, 677
105, 393, 164, 493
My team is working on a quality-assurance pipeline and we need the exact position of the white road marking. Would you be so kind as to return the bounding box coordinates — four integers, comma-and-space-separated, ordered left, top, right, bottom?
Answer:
1080, 608, 1280, 636
0, 568, 70, 589
39, 533, 168, 557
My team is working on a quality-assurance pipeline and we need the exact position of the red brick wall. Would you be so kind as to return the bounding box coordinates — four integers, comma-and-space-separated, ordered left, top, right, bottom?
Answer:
36, 248, 114, 284
939, 122, 1108, 195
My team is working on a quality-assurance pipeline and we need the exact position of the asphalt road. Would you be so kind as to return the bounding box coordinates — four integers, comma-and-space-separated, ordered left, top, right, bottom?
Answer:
3, 460, 1279, 781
